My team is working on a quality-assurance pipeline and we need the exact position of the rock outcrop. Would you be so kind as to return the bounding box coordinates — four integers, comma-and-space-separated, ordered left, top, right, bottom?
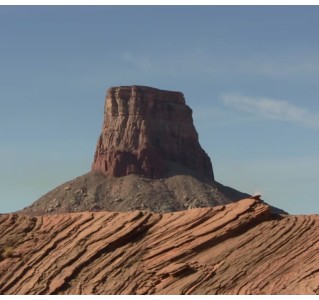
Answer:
92, 85, 213, 180
1, 199, 318, 294
20, 85, 287, 216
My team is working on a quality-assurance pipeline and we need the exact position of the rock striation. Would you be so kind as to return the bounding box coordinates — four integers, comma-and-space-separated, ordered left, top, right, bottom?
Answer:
1, 199, 318, 295
92, 85, 213, 180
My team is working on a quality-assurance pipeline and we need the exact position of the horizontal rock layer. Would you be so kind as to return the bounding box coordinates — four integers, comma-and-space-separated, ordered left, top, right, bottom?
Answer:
92, 85, 213, 180
1, 199, 317, 295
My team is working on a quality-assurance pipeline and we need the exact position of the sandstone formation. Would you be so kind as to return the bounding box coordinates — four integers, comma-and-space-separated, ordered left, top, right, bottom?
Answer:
20, 85, 287, 215
24, 85, 274, 215
1, 199, 318, 295
92, 85, 213, 180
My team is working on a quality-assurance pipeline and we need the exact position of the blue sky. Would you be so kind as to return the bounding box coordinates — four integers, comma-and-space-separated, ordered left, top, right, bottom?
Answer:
1, 6, 318, 214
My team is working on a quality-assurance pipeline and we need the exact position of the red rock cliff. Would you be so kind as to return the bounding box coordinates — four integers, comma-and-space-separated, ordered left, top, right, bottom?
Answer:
92, 85, 214, 180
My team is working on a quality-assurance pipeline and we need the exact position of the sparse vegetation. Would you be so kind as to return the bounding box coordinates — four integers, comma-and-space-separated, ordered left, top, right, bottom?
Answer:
1, 246, 14, 259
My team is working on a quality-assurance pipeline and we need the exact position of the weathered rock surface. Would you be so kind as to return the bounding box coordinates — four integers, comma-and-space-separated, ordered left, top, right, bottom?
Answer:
92, 85, 213, 180
1, 199, 317, 295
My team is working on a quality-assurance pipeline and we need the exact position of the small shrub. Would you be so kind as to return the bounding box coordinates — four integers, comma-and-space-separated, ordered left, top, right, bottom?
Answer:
2, 246, 14, 258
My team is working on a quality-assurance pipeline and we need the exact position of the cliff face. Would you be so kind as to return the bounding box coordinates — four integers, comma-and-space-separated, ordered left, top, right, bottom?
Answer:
1, 199, 318, 295
92, 86, 213, 180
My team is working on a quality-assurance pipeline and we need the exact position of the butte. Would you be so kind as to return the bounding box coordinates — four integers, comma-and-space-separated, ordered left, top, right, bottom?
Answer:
21, 85, 283, 215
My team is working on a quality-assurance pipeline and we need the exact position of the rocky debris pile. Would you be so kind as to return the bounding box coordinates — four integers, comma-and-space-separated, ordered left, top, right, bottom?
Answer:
22, 171, 250, 215
1, 199, 318, 294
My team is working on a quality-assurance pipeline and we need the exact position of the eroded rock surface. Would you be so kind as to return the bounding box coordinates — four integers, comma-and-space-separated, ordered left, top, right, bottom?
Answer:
1, 199, 317, 295
92, 85, 213, 180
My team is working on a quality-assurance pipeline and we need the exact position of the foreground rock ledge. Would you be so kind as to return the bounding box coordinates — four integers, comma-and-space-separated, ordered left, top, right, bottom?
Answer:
1, 199, 318, 295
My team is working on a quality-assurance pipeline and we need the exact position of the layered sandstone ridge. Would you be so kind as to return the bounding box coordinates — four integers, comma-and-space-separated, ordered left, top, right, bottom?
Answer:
2, 199, 318, 294
92, 85, 213, 180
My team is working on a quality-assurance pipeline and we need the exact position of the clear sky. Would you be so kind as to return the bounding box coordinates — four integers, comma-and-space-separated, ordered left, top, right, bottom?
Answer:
1, 6, 318, 214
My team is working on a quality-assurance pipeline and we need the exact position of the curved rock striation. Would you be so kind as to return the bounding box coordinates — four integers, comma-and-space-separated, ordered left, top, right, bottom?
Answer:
92, 85, 213, 180
1, 199, 317, 295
